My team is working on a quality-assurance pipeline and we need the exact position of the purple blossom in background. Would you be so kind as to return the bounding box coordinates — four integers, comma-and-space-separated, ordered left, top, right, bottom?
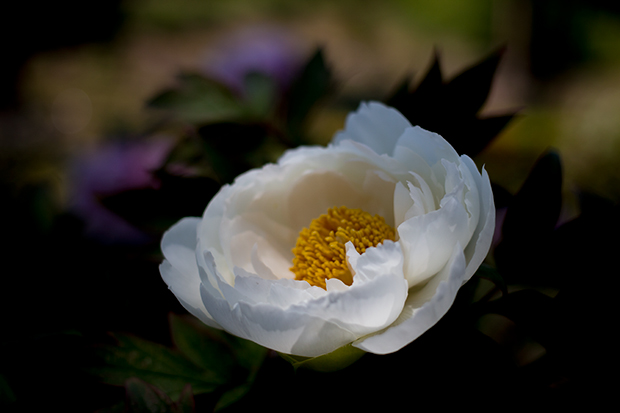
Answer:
67, 138, 172, 244
201, 25, 306, 94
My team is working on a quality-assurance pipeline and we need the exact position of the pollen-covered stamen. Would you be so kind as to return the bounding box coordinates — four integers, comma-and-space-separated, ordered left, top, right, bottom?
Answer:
290, 206, 396, 289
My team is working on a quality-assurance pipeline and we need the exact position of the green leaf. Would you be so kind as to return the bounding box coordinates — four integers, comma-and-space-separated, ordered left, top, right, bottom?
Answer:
174, 384, 195, 413
443, 46, 505, 117
410, 49, 443, 101
148, 73, 244, 124
386, 51, 443, 128
502, 150, 563, 238
461, 112, 518, 154
0, 373, 16, 406
125, 377, 174, 413
168, 314, 267, 410
171, 313, 266, 374
384, 75, 413, 109
214, 383, 252, 412
383, 49, 515, 157
494, 151, 563, 284
195, 122, 269, 183
169, 314, 237, 381
99, 172, 221, 234
224, 334, 267, 375
90, 333, 227, 400
243, 71, 277, 119
285, 48, 332, 144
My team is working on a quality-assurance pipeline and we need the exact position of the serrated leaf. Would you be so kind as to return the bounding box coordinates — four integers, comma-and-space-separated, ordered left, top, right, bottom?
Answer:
443, 46, 505, 117
90, 333, 227, 400
386, 51, 442, 126
450, 112, 518, 156
383, 49, 517, 158
411, 49, 443, 101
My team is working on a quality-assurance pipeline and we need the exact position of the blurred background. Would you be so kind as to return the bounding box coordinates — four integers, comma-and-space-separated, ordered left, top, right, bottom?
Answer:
2, 0, 619, 410
4, 0, 620, 202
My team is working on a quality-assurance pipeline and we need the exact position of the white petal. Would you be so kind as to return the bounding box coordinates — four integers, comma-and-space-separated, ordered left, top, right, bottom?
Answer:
290, 241, 408, 337
231, 267, 327, 308
160, 217, 221, 329
397, 192, 470, 287
161, 217, 202, 279
222, 213, 294, 280
250, 243, 278, 280
461, 159, 496, 280
392, 144, 436, 191
267, 278, 328, 306
393, 172, 438, 229
285, 169, 375, 232
197, 240, 408, 357
361, 169, 398, 226
199, 283, 357, 357
393, 181, 413, 229
457, 157, 481, 236
393, 126, 461, 167
160, 261, 221, 329
353, 243, 467, 354
332, 101, 412, 155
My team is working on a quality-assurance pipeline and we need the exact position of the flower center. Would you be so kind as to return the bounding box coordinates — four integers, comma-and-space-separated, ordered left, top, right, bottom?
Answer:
290, 206, 396, 289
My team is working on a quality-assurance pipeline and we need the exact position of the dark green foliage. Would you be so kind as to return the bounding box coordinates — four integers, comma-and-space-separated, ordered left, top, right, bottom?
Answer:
100, 171, 221, 235
494, 150, 563, 285
148, 74, 245, 124
386, 47, 518, 156
89, 315, 267, 412
283, 49, 333, 145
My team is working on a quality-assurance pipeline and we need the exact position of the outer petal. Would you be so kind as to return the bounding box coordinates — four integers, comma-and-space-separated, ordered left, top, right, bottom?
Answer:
195, 241, 408, 357
332, 101, 412, 156
393, 125, 461, 167
194, 242, 356, 357
352, 243, 467, 354
160, 217, 221, 329
461, 158, 495, 280
197, 260, 358, 357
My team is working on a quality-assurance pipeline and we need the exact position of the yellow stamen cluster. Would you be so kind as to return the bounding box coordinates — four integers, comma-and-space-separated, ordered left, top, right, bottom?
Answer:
290, 206, 396, 289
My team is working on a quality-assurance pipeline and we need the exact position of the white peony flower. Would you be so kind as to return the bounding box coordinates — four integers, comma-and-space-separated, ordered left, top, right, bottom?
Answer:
160, 101, 495, 366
